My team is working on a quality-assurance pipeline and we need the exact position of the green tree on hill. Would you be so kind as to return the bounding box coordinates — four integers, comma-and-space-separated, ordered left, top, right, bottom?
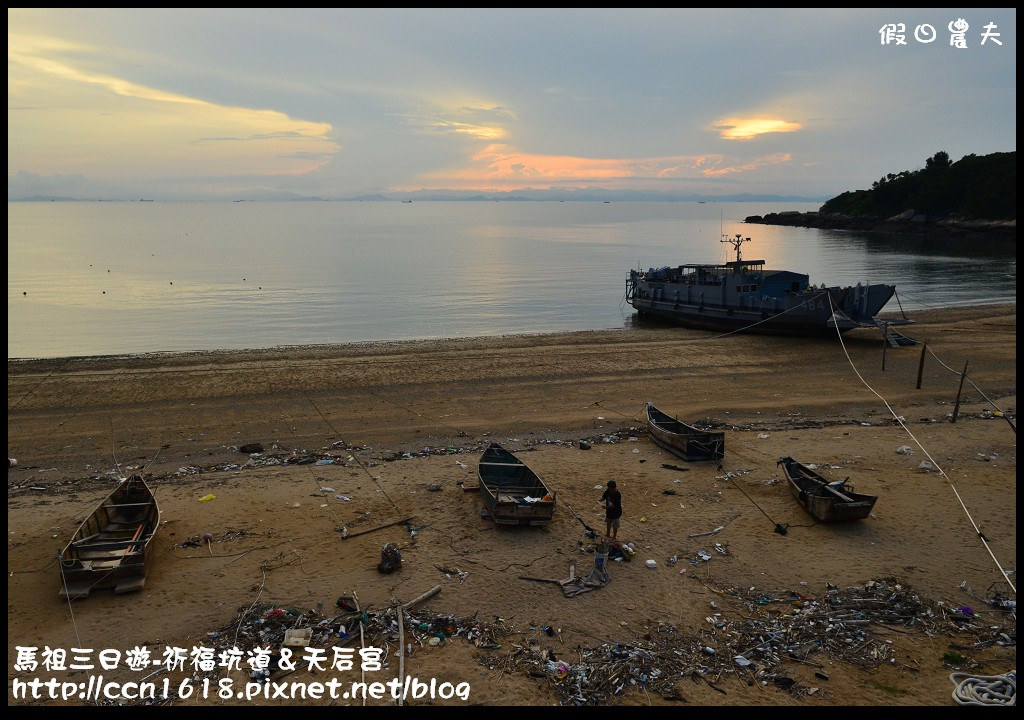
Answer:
822, 151, 1015, 220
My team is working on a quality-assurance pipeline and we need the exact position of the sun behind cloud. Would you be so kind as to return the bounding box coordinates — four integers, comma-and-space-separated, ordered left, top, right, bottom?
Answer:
712, 117, 803, 140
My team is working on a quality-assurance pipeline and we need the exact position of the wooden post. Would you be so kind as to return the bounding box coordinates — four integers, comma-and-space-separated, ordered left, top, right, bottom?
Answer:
951, 361, 969, 423
881, 325, 888, 371
916, 343, 927, 389
396, 604, 405, 706
354, 592, 366, 706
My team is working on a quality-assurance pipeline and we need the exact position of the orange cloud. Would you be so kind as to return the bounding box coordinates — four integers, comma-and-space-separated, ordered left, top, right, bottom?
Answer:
701, 153, 792, 177
712, 117, 803, 140
415, 145, 728, 188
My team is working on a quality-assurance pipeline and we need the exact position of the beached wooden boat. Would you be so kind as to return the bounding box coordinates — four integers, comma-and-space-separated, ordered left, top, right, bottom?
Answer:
478, 443, 555, 525
58, 475, 161, 599
778, 456, 877, 522
645, 402, 725, 462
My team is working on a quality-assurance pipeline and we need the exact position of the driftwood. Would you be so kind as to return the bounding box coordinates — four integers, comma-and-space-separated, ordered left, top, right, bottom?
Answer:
403, 584, 442, 610
340, 517, 413, 540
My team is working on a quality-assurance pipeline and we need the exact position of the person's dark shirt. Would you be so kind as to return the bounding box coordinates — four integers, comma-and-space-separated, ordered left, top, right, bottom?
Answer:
601, 488, 622, 519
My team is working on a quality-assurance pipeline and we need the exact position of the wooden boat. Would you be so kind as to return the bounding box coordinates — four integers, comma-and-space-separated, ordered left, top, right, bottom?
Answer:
477, 443, 555, 525
777, 456, 877, 522
645, 402, 725, 462
58, 475, 161, 599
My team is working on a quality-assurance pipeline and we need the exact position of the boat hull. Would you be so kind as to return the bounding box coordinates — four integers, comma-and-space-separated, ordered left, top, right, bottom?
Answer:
58, 475, 160, 599
778, 457, 876, 522
646, 403, 725, 462
478, 444, 555, 525
628, 286, 895, 337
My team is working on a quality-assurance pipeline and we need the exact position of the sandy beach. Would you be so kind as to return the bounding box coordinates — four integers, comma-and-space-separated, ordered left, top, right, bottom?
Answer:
7, 304, 1017, 707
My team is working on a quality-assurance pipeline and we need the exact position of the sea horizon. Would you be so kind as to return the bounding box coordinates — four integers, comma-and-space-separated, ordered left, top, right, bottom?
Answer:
8, 200, 1016, 361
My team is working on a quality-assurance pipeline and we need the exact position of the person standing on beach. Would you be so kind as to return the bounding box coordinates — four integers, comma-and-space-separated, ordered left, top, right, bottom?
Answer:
601, 480, 622, 540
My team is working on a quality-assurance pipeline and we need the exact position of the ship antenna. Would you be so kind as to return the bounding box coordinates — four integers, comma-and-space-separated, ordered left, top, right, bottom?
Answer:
720, 233, 747, 263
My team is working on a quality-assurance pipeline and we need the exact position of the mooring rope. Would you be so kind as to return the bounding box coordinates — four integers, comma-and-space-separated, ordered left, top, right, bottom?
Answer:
826, 294, 1015, 594
922, 345, 1016, 433
950, 671, 1016, 706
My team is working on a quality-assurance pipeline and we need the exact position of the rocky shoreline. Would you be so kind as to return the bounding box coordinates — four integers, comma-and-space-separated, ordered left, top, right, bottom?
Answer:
744, 210, 1016, 242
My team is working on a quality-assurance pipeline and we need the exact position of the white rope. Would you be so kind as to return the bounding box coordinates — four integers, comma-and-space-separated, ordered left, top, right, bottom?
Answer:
950, 671, 1016, 705
57, 553, 83, 647
826, 294, 1015, 594
924, 345, 1016, 430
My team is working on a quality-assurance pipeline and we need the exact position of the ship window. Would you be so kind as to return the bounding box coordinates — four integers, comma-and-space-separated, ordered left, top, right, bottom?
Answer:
750, 284, 758, 292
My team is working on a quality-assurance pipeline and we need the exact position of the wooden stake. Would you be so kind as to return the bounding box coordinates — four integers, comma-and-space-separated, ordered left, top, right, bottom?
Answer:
396, 604, 405, 706
951, 361, 969, 423
916, 342, 927, 389
881, 326, 888, 371
354, 592, 366, 706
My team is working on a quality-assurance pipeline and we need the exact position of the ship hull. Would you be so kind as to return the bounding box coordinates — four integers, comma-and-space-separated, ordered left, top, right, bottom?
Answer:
628, 283, 896, 337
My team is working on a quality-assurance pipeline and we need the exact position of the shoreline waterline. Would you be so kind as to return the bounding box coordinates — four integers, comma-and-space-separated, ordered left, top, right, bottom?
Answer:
8, 302, 1014, 369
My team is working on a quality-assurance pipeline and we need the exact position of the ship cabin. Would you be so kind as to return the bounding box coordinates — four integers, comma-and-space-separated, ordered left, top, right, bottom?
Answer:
640, 259, 811, 300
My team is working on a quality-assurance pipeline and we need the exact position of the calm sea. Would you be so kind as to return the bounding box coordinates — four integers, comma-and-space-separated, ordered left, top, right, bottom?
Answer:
7, 201, 1016, 359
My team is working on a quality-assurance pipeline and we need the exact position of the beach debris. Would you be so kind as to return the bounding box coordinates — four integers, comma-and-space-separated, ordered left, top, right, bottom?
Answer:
427, 483, 442, 491
896, 445, 913, 455
579, 441, 592, 450
520, 556, 611, 598
239, 443, 263, 454
181, 573, 1006, 709
378, 543, 402, 574
645, 560, 657, 569
335, 495, 351, 501
435, 564, 470, 584
919, 460, 935, 471
661, 463, 690, 472
198, 493, 216, 502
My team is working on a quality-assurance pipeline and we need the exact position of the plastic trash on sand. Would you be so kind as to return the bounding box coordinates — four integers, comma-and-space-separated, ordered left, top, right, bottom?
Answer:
198, 494, 216, 502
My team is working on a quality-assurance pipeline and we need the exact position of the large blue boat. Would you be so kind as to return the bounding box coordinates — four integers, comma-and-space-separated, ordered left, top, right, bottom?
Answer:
625, 235, 913, 337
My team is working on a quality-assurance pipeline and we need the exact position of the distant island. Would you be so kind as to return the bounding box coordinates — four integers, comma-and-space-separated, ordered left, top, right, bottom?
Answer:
744, 151, 1016, 242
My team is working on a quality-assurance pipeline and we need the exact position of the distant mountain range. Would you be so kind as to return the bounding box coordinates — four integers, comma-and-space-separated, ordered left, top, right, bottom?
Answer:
12, 189, 828, 203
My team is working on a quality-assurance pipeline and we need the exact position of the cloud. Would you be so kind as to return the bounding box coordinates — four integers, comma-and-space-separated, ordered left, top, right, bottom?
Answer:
701, 153, 793, 177
8, 169, 89, 198
8, 29, 340, 181
408, 145, 789, 190
711, 117, 803, 140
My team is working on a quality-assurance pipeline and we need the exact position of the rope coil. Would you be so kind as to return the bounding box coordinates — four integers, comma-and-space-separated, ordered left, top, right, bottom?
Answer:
950, 671, 1016, 706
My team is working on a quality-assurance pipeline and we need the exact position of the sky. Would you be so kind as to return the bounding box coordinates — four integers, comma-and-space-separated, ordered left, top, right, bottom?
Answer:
7, 8, 1017, 201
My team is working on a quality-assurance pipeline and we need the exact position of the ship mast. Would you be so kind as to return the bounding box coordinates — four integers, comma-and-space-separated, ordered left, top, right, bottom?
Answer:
721, 233, 749, 263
